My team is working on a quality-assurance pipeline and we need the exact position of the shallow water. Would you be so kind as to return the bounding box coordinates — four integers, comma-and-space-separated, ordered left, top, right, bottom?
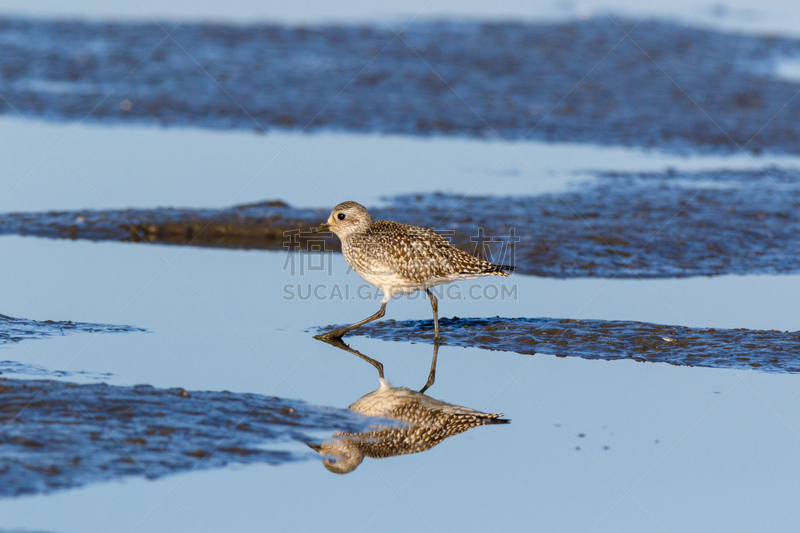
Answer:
5, 116, 800, 215
1, 0, 800, 40
1, 235, 798, 393
1, 131, 799, 530
0, 237, 798, 533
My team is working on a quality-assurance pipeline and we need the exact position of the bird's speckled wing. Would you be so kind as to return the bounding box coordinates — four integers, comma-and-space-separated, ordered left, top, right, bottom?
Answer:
346, 220, 499, 283
335, 402, 505, 459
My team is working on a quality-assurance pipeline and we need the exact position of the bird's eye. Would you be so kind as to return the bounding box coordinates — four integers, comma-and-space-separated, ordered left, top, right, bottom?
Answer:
337, 213, 346, 220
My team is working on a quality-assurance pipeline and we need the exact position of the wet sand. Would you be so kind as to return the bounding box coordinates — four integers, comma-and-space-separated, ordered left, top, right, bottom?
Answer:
0, 313, 143, 345
1, 18, 800, 154
0, 377, 378, 497
0, 201, 324, 250
343, 316, 800, 373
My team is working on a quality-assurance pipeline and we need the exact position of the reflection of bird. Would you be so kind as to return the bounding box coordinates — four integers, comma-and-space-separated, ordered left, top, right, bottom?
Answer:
310, 340, 509, 474
314, 201, 514, 341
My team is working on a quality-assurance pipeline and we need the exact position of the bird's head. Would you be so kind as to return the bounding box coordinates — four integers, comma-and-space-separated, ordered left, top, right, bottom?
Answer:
308, 440, 365, 474
316, 201, 373, 238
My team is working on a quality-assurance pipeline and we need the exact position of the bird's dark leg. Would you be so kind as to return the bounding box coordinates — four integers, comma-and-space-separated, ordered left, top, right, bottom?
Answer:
420, 342, 439, 393
316, 337, 384, 379
425, 288, 441, 341
315, 301, 387, 341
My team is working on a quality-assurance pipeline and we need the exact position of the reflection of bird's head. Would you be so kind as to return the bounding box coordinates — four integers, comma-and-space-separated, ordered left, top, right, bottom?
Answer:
308, 439, 365, 474
317, 201, 372, 238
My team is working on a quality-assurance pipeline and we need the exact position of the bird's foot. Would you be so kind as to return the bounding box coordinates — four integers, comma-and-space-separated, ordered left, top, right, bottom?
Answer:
314, 328, 349, 341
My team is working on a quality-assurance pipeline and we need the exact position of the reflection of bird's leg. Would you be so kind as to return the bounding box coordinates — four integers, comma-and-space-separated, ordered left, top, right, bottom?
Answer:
316, 337, 384, 379
425, 289, 440, 341
420, 342, 439, 393
315, 301, 387, 340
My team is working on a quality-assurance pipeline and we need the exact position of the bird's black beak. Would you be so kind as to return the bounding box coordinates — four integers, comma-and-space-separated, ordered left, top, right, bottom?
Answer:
307, 443, 323, 452
315, 222, 331, 232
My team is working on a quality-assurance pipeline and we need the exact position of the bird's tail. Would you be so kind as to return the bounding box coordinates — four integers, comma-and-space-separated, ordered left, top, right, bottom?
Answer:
481, 263, 515, 277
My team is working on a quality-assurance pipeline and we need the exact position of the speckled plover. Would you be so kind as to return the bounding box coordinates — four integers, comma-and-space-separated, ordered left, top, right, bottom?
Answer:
314, 201, 514, 341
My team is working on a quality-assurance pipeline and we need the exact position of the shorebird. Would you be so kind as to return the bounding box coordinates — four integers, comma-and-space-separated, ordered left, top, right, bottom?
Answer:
309, 340, 509, 474
314, 201, 514, 341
